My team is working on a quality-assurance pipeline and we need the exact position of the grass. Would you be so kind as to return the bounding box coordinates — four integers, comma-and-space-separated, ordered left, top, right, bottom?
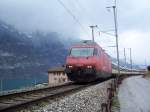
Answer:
111, 93, 120, 112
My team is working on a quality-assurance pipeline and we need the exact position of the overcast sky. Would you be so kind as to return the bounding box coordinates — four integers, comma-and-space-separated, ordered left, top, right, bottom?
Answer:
0, 0, 150, 65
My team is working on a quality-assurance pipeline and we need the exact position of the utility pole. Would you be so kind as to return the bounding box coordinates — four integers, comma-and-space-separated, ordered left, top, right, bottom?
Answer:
89, 25, 97, 42
106, 5, 120, 76
113, 5, 120, 76
124, 48, 126, 66
129, 48, 132, 71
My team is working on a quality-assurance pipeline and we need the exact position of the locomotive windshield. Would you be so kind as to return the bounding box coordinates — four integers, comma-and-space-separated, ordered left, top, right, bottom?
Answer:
70, 48, 94, 57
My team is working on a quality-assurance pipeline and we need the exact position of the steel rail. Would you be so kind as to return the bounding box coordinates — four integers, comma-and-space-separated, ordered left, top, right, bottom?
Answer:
0, 82, 73, 98
0, 82, 75, 112
0, 81, 100, 112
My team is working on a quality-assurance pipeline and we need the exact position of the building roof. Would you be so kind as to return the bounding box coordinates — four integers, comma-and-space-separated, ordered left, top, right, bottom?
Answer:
48, 67, 65, 73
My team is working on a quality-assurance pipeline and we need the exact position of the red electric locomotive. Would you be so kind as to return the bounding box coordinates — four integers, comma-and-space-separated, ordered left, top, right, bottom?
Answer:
65, 40, 112, 82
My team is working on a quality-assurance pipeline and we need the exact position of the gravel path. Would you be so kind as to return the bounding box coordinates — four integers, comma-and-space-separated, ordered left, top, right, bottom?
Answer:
30, 80, 112, 112
118, 76, 150, 112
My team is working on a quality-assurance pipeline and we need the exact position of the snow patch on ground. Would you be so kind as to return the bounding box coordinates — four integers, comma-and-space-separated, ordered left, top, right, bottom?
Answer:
118, 76, 150, 112
0, 52, 13, 56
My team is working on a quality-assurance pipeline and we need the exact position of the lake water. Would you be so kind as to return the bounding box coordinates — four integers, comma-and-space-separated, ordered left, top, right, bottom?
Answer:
0, 76, 48, 91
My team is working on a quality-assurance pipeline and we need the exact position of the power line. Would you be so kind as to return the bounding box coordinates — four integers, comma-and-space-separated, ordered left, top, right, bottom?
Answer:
67, 0, 92, 30
98, 30, 115, 37
74, 0, 93, 23
57, 0, 89, 36
96, 26, 115, 37
75, 0, 85, 11
58, 0, 115, 39
67, 0, 83, 23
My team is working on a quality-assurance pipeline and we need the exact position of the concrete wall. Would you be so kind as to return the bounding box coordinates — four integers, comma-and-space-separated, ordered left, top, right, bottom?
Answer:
48, 72, 69, 84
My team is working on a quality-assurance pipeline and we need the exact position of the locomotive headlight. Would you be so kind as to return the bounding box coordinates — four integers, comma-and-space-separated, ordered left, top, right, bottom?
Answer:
68, 65, 73, 68
87, 65, 92, 69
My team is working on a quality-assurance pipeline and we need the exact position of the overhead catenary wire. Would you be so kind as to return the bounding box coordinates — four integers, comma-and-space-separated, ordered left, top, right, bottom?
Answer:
57, 0, 118, 42
74, 0, 115, 38
96, 26, 115, 37
57, 0, 90, 36
98, 30, 115, 37
74, 0, 94, 26
75, 0, 85, 11
67, 0, 83, 23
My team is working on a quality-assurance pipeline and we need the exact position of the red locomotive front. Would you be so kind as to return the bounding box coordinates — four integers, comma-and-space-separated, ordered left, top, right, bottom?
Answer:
65, 40, 112, 82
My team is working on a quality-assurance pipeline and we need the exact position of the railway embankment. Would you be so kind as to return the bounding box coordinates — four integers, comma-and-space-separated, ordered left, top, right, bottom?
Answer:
1, 74, 146, 112
17, 79, 114, 112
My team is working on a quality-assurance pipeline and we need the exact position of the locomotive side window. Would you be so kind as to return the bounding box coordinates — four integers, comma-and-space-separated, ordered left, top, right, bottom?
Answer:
94, 48, 101, 56
70, 48, 94, 57
93, 48, 98, 56
68, 48, 71, 55
98, 49, 101, 56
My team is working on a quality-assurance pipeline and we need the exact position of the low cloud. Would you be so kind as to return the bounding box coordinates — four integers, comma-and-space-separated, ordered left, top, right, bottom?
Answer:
119, 30, 150, 64
0, 0, 150, 65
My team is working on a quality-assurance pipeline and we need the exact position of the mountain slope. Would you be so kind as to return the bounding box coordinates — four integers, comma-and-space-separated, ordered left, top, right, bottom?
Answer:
0, 21, 67, 79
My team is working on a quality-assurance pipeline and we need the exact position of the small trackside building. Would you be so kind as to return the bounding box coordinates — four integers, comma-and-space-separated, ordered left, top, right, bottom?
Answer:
48, 67, 69, 84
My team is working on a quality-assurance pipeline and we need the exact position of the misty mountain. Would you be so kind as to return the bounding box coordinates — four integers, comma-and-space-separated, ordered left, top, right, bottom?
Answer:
0, 21, 68, 79
0, 20, 142, 80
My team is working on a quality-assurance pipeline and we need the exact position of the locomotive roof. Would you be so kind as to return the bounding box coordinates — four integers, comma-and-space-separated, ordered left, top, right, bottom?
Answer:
70, 40, 111, 59
72, 40, 99, 46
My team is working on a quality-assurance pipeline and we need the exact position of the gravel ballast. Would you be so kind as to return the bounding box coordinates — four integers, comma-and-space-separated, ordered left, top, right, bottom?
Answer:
31, 80, 113, 112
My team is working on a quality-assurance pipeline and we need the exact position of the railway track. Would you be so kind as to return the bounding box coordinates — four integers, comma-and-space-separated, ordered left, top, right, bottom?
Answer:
0, 81, 100, 112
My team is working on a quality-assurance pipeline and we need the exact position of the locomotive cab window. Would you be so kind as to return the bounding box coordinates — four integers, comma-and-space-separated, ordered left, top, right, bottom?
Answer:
70, 48, 94, 57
